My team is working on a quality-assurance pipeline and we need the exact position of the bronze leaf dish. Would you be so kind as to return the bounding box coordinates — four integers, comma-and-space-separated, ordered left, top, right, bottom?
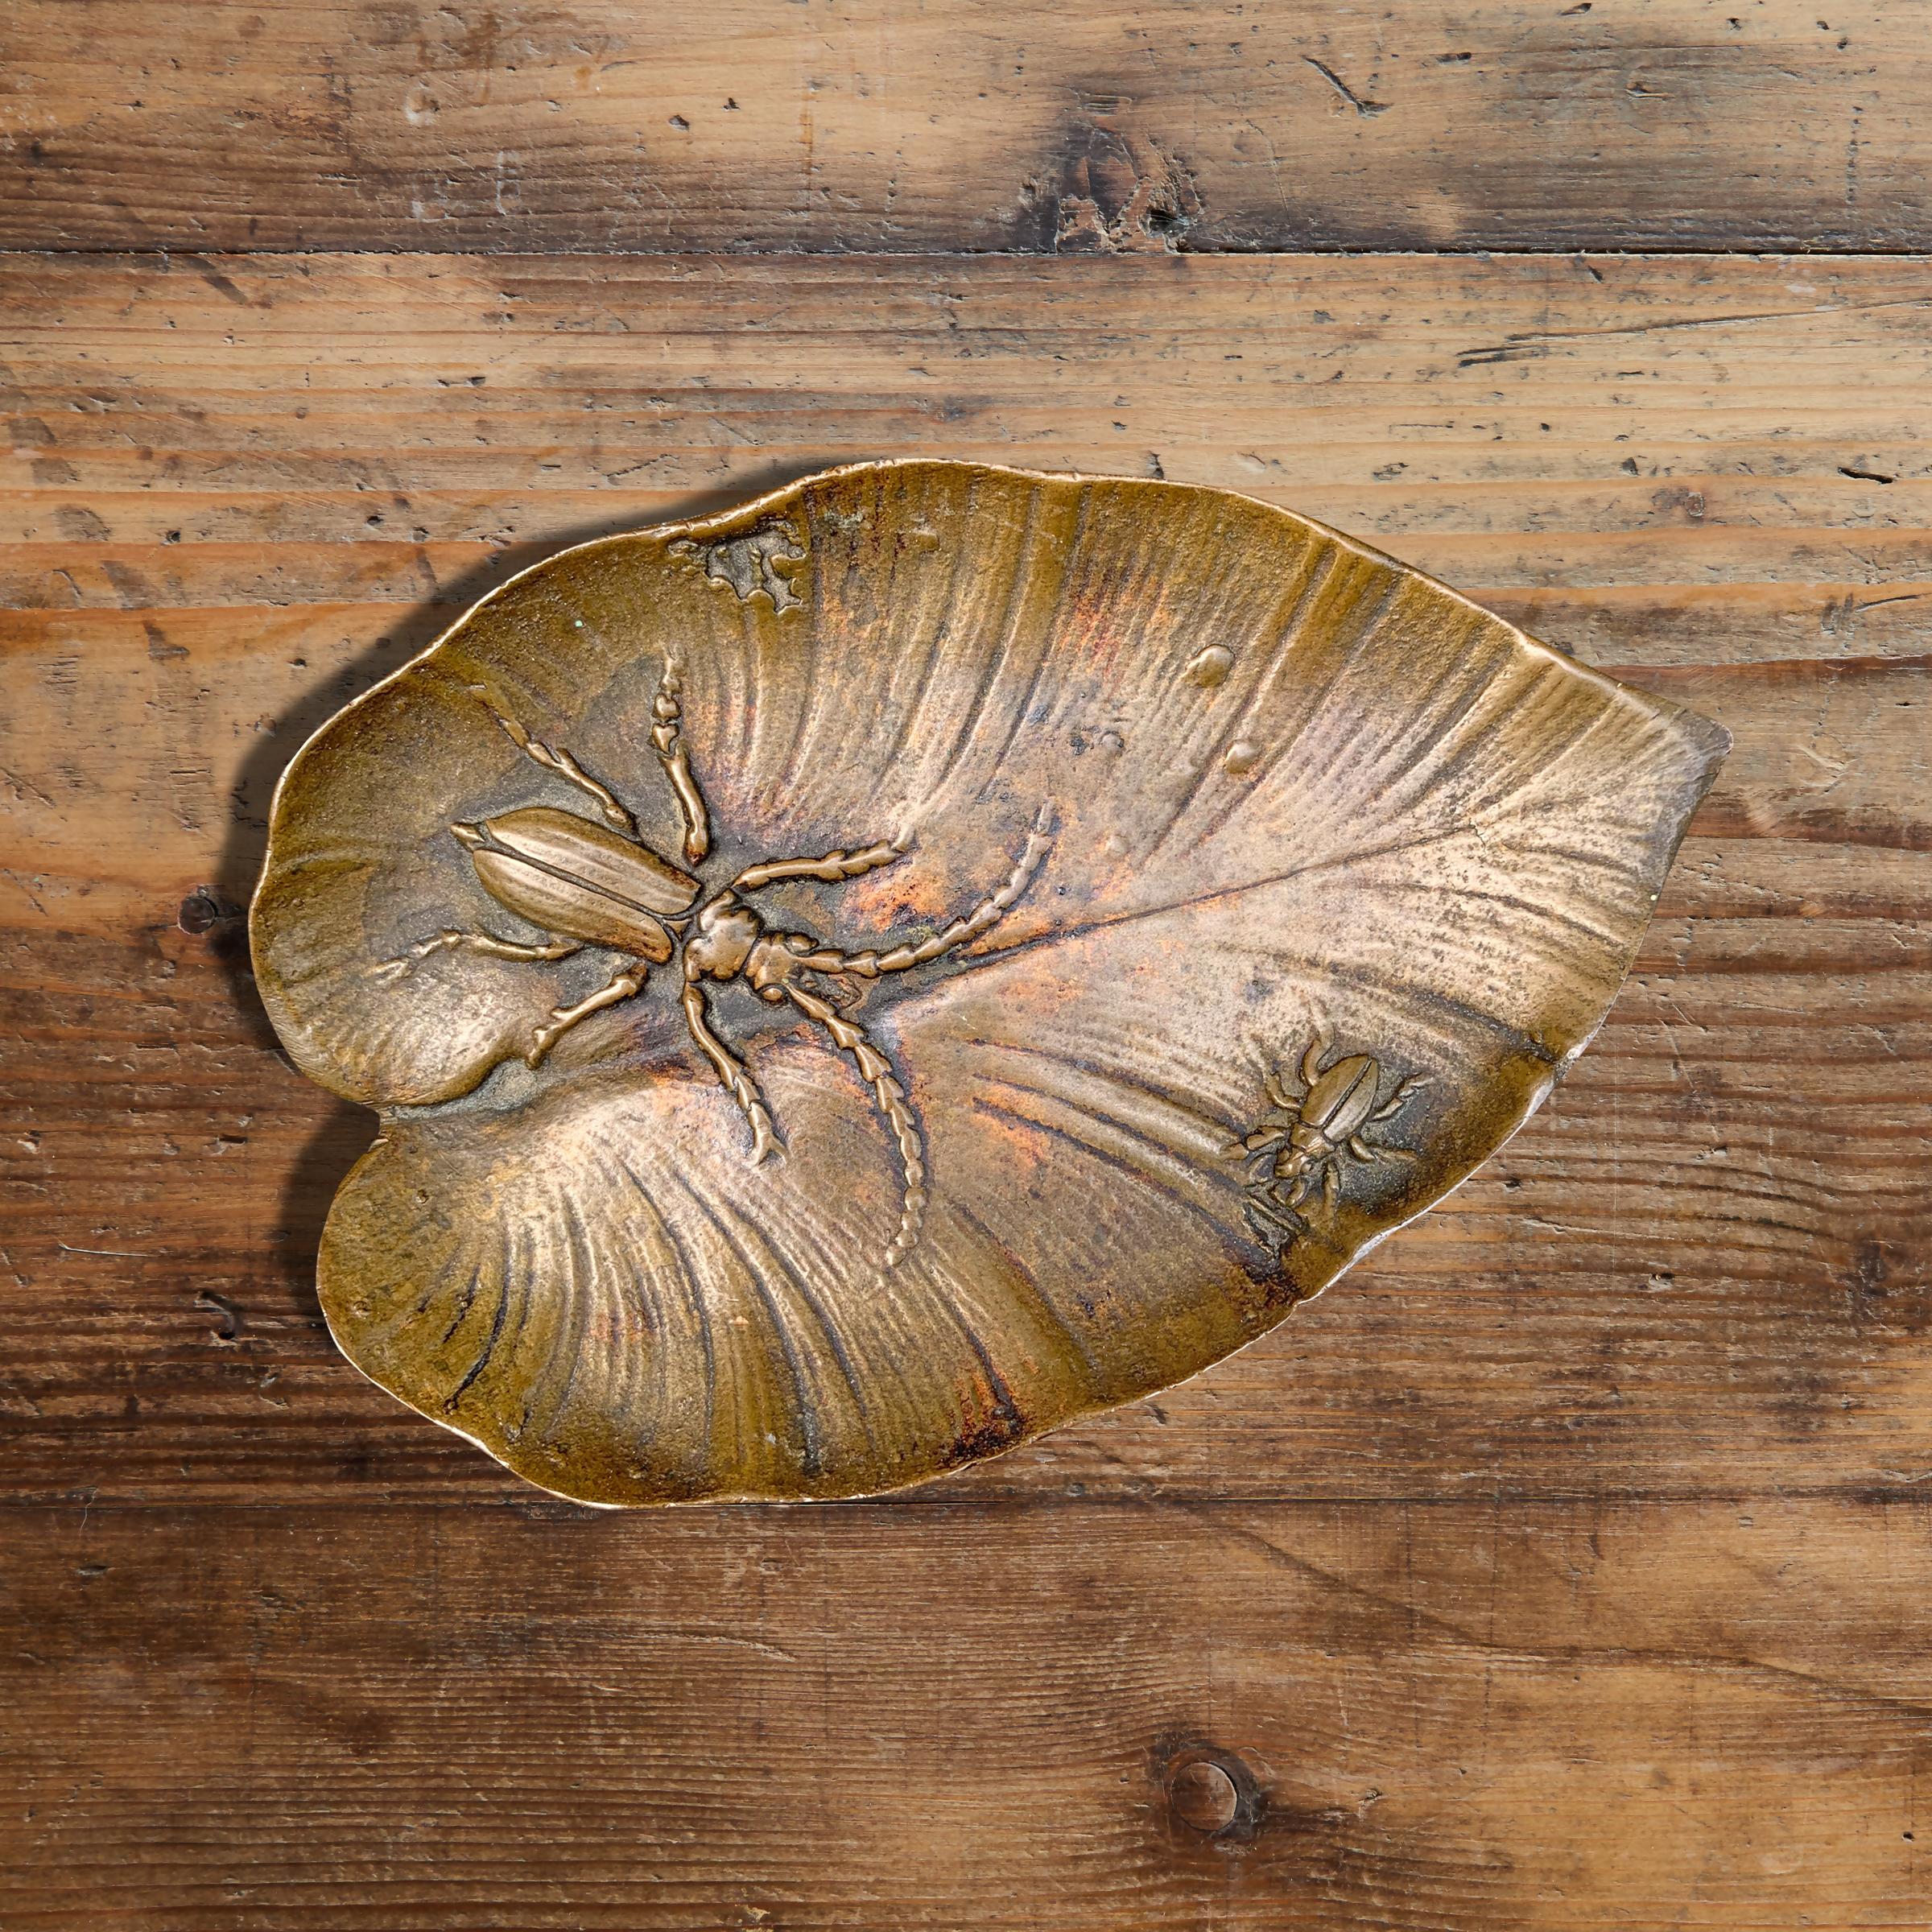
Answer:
251, 460, 1728, 1505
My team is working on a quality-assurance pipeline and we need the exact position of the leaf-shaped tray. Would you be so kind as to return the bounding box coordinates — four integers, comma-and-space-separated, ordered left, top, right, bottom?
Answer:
252, 460, 1727, 1505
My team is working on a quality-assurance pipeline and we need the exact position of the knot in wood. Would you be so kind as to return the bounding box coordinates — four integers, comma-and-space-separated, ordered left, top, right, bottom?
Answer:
1168, 1756, 1241, 1835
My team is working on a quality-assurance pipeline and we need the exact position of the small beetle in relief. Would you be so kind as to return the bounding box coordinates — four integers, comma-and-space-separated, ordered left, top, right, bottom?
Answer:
1232, 1036, 1428, 1249
374, 658, 1055, 1267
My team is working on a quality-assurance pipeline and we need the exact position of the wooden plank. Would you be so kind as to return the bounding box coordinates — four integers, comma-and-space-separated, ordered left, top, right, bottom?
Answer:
2, 1, 1927, 255
2, 250, 1928, 1505
3, 1496, 1928, 1929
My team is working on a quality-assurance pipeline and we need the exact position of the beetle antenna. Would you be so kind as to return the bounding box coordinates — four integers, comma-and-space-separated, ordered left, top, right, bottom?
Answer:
1371, 1073, 1430, 1122
1299, 1034, 1326, 1089
1245, 1190, 1306, 1246
782, 980, 927, 1269
485, 706, 637, 836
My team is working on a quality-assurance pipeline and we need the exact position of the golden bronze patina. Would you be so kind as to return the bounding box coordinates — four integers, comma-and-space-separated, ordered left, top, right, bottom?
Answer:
251, 460, 1728, 1505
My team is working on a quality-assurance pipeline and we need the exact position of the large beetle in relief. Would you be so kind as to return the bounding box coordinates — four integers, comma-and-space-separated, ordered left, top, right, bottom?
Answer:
374, 658, 1053, 1267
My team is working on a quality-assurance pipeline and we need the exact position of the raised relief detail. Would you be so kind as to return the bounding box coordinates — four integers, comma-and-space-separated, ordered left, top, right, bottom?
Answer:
376, 661, 1053, 1267
1233, 1038, 1427, 1252
669, 520, 807, 611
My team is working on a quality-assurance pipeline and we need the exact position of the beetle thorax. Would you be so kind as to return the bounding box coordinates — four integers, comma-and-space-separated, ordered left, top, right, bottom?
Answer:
684, 896, 762, 980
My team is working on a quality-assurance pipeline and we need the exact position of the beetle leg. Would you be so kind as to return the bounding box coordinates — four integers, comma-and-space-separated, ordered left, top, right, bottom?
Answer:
526, 960, 650, 1067
488, 708, 637, 836
782, 980, 927, 1268
733, 837, 906, 892
779, 803, 1053, 982
370, 927, 582, 981
680, 980, 780, 1165
1322, 1161, 1341, 1211
652, 657, 711, 865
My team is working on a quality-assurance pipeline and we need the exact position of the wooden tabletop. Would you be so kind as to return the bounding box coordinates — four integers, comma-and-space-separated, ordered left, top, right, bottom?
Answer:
2, 6, 1928, 1926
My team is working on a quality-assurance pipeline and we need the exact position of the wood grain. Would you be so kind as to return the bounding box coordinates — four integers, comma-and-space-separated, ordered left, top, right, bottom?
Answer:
2, 1, 1926, 256
2, 251, 1926, 1516
6, 1497, 1930, 1929
6, 0, 1930, 1906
